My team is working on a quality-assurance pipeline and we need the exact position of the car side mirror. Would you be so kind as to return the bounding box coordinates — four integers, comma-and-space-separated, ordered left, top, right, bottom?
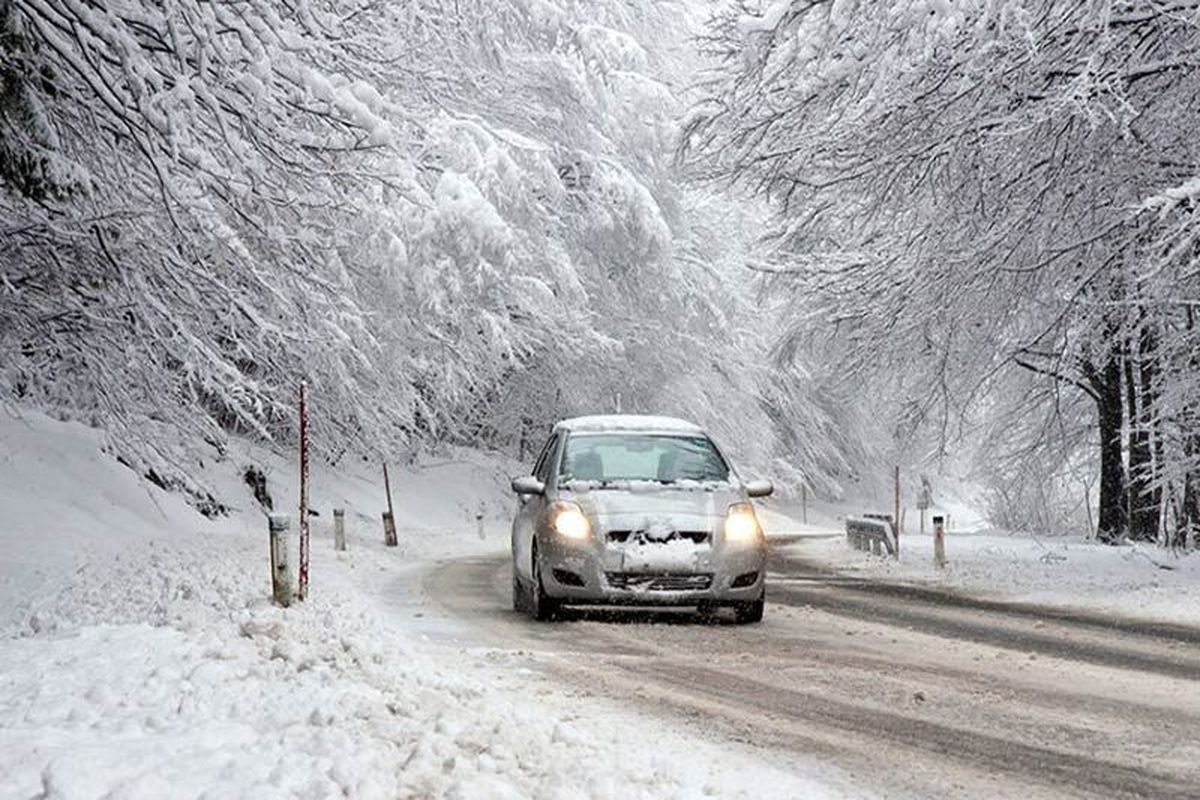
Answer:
511, 475, 546, 496
744, 479, 774, 498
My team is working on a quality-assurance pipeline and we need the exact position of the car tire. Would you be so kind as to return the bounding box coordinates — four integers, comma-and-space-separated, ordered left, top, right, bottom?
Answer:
734, 594, 765, 624
512, 567, 527, 612
529, 546, 560, 622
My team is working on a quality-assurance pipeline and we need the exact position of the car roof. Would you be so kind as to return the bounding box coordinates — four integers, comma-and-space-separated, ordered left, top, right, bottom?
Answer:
553, 414, 706, 435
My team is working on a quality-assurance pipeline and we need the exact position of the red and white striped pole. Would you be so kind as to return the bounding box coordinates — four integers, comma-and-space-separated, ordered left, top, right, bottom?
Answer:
298, 381, 310, 600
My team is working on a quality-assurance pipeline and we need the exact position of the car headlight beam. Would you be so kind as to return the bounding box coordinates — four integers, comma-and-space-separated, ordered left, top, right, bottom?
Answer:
724, 502, 761, 543
552, 502, 591, 540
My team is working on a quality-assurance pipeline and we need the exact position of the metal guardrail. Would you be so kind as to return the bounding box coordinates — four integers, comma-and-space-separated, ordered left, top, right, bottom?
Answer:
845, 514, 896, 557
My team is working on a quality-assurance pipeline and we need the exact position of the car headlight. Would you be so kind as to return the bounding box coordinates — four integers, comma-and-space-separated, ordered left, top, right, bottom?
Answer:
724, 502, 761, 543
551, 502, 591, 540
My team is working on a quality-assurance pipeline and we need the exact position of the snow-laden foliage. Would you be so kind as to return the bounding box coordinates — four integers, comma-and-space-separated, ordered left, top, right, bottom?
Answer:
1, 0, 432, 485
0, 0, 832, 501
686, 0, 1200, 544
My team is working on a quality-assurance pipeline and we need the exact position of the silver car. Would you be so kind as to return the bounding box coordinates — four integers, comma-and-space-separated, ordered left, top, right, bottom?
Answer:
510, 415, 773, 623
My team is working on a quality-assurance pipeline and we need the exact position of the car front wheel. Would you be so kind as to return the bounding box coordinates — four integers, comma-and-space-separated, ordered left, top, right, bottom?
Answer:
529, 545, 561, 622
512, 567, 527, 612
734, 593, 765, 624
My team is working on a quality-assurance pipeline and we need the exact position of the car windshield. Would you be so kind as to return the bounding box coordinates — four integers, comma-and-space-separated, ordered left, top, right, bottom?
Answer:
559, 433, 729, 486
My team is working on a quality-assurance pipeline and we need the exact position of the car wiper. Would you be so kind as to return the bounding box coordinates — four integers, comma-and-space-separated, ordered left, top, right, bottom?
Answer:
564, 478, 616, 490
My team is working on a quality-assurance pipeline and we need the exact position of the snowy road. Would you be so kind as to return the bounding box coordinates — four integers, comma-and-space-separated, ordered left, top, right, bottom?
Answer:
422, 537, 1200, 799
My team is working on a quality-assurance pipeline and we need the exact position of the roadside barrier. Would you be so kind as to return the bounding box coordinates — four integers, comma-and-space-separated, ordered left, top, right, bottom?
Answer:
845, 515, 897, 557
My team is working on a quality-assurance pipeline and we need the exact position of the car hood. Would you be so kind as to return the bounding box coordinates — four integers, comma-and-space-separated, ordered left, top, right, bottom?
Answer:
560, 484, 741, 523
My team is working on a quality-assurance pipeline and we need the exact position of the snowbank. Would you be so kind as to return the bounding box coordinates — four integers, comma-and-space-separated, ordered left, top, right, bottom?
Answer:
0, 410, 220, 633
0, 407, 518, 632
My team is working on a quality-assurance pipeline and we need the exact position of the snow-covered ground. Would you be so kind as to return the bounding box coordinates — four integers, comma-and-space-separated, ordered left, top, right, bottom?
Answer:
762, 498, 1200, 628
0, 410, 840, 799
9, 407, 1194, 799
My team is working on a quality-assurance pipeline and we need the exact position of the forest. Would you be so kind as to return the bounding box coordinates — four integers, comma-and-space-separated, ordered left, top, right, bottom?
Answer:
2, 0, 1199, 549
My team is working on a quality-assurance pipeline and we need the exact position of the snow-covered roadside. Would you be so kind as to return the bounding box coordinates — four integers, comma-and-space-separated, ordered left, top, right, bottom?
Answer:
765, 504, 1200, 628
0, 410, 842, 799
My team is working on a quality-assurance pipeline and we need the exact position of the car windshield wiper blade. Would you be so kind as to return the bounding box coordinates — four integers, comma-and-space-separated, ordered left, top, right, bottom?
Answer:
564, 478, 616, 489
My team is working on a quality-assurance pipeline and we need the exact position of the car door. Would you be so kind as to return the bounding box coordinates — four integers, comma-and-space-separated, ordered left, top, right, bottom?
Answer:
512, 432, 558, 581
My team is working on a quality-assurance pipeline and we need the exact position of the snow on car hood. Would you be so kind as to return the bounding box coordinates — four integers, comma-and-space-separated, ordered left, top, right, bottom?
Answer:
560, 481, 739, 522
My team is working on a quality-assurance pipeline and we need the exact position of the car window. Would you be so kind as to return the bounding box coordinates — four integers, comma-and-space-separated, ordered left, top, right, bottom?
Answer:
559, 434, 729, 484
532, 434, 558, 483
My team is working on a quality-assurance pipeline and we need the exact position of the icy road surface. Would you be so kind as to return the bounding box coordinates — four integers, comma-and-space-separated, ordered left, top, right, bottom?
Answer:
418, 536, 1200, 800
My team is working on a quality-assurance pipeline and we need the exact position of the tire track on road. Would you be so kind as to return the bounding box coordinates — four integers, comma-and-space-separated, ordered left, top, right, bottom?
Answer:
421, 552, 1200, 799
631, 660, 1199, 800
766, 552, 1200, 681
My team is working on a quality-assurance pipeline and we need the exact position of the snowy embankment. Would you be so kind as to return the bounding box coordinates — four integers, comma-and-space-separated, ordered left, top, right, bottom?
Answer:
762, 498, 1200, 628
0, 410, 833, 799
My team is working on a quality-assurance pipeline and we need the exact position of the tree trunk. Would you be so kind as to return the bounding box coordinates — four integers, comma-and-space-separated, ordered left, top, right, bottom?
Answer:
1125, 336, 1157, 542
1138, 328, 1162, 541
1087, 354, 1127, 543
1180, 309, 1200, 549
1183, 440, 1199, 549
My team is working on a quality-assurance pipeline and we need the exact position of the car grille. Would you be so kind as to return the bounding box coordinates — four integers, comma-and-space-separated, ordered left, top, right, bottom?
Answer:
606, 572, 714, 591
607, 530, 709, 544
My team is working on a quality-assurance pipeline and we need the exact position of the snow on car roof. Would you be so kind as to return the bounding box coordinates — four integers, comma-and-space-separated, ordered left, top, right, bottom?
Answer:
554, 415, 705, 434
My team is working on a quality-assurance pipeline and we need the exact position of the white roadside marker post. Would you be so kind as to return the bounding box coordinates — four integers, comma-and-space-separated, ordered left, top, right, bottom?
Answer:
334, 508, 346, 551
933, 514, 946, 568
269, 513, 292, 607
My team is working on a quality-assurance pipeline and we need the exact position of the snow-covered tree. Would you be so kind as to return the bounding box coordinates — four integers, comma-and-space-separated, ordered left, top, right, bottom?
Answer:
684, 0, 1200, 545
2, 0, 820, 506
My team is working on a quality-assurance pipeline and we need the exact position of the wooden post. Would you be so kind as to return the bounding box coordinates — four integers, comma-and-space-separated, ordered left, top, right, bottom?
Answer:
269, 513, 292, 607
333, 508, 346, 551
801, 483, 808, 525
893, 465, 901, 557
933, 514, 946, 568
298, 382, 310, 601
382, 511, 398, 547
382, 461, 396, 536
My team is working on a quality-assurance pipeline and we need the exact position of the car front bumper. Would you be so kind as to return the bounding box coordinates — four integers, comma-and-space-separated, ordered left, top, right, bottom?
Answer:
537, 533, 766, 606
